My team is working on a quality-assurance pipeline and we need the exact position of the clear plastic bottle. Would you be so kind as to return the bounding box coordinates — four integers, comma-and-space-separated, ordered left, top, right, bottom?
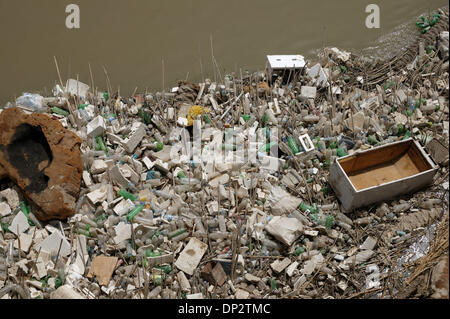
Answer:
290, 210, 311, 225
393, 203, 411, 213
78, 108, 91, 122
153, 190, 173, 200
178, 178, 201, 185
15, 93, 47, 113
261, 238, 280, 251
209, 232, 229, 240
7, 242, 14, 266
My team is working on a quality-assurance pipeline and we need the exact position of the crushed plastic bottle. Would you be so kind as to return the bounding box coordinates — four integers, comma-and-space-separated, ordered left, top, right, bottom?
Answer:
310, 212, 335, 229
287, 136, 299, 154
299, 202, 317, 214
127, 205, 145, 221
52, 107, 69, 117
15, 93, 47, 113
119, 189, 137, 201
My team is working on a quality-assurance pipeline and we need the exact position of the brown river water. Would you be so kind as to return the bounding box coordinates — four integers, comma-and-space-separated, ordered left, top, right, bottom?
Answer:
0, 0, 448, 104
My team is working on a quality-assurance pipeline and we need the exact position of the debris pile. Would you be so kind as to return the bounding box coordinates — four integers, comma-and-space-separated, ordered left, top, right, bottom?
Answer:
0, 8, 448, 299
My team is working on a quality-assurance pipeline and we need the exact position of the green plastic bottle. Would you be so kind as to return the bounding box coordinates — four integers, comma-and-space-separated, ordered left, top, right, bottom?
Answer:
221, 144, 237, 151
203, 114, 211, 124
146, 249, 162, 258
156, 142, 164, 152
19, 201, 34, 226
138, 109, 151, 124
336, 147, 347, 157
77, 229, 90, 237
287, 136, 299, 154
325, 215, 334, 229
261, 127, 271, 139
54, 277, 63, 289
241, 114, 251, 122
156, 265, 172, 274
259, 141, 277, 153
270, 278, 277, 290
95, 214, 108, 223
20, 201, 29, 215
293, 246, 305, 256
367, 135, 377, 145
168, 228, 186, 239
94, 215, 108, 227
299, 202, 317, 214
329, 141, 337, 149
127, 205, 144, 221
262, 114, 269, 127
119, 189, 137, 201
51, 107, 69, 117
1, 222, 9, 233
104, 91, 109, 102
310, 213, 334, 229
402, 130, 412, 140
96, 136, 107, 151
150, 250, 162, 257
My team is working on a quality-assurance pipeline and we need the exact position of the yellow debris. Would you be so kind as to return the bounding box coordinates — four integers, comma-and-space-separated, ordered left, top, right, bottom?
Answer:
187, 105, 210, 126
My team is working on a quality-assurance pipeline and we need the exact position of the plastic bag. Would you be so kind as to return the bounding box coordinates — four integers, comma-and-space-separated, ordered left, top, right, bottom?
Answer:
15, 93, 46, 113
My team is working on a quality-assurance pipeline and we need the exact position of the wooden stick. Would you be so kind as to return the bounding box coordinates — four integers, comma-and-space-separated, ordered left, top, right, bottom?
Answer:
76, 74, 80, 109
143, 257, 149, 299
102, 65, 112, 101
198, 41, 205, 83
350, 102, 355, 138
34, 247, 42, 266
77, 235, 87, 275
88, 63, 95, 95
17, 225, 22, 260
162, 58, 165, 98
231, 229, 238, 280
54, 56, 76, 122
54, 238, 63, 270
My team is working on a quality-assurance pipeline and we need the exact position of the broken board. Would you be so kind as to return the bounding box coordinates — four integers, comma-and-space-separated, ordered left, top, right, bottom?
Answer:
175, 238, 208, 276
87, 256, 119, 286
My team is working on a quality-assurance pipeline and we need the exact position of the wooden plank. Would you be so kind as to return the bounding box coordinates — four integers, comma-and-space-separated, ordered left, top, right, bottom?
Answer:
87, 256, 119, 286
174, 238, 208, 275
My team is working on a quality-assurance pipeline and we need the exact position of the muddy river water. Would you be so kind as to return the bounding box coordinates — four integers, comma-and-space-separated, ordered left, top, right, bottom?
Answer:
0, 0, 448, 104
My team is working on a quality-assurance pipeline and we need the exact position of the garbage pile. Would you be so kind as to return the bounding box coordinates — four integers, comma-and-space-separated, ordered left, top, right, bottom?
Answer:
0, 9, 448, 299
